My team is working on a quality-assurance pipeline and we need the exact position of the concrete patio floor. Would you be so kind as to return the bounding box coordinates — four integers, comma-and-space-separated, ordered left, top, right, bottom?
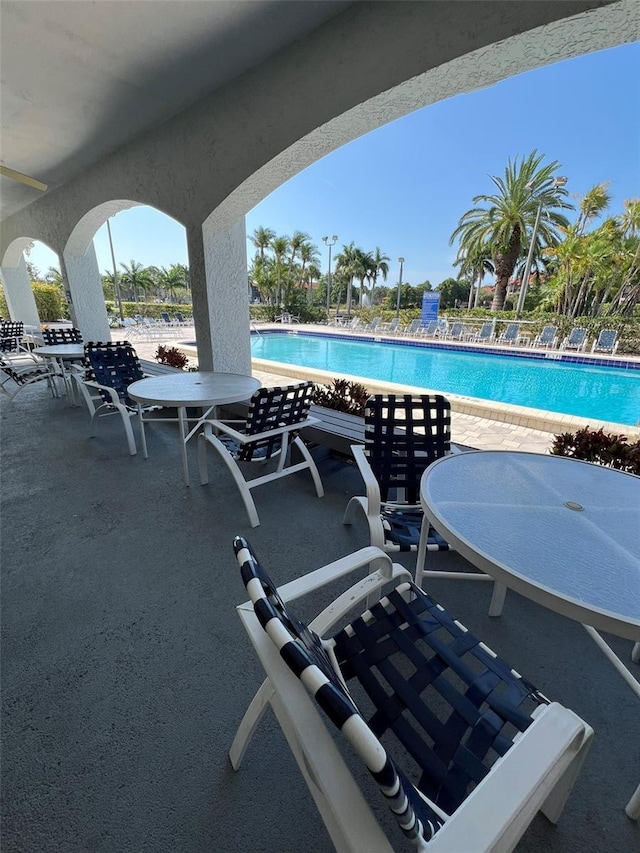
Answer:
1, 382, 638, 852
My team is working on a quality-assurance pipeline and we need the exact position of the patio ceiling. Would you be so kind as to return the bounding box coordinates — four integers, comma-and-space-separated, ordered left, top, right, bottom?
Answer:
0, 0, 352, 220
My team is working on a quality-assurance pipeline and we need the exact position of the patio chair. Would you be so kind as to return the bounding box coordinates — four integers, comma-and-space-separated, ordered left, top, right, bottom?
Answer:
533, 325, 558, 349
404, 318, 422, 335
560, 327, 587, 352
198, 381, 324, 527
231, 537, 594, 853
173, 311, 190, 326
346, 317, 362, 332
498, 322, 523, 346
1, 352, 60, 413
418, 319, 438, 337
591, 328, 619, 355
0, 321, 25, 353
42, 327, 83, 344
362, 316, 382, 333
379, 317, 401, 334
74, 341, 153, 455
471, 321, 495, 344
343, 394, 455, 563
443, 321, 464, 340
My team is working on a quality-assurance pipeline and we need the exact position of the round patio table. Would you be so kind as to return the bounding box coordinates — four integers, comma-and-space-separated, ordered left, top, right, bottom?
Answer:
33, 343, 85, 404
420, 449, 640, 818
128, 371, 260, 485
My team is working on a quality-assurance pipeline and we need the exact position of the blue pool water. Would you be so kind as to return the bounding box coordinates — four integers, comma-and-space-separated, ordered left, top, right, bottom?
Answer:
250, 332, 640, 426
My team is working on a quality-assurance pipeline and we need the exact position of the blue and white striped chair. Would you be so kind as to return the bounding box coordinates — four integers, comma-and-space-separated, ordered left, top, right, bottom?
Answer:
231, 538, 594, 852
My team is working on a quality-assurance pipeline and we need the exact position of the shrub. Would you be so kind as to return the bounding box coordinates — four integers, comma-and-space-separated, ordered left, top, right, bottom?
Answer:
33, 283, 66, 321
155, 345, 189, 370
551, 427, 640, 475
313, 378, 370, 417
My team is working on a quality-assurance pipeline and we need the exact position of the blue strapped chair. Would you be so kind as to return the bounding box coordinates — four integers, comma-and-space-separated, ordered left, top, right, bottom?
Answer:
74, 341, 153, 455
198, 381, 324, 527
560, 327, 587, 352
533, 325, 558, 349
1, 352, 60, 413
42, 327, 83, 344
344, 395, 454, 562
591, 328, 619, 355
471, 321, 495, 344
498, 323, 523, 345
231, 538, 594, 852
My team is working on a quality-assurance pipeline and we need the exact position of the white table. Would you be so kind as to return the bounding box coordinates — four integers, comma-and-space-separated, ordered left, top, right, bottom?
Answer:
33, 343, 85, 404
127, 371, 260, 485
420, 450, 640, 818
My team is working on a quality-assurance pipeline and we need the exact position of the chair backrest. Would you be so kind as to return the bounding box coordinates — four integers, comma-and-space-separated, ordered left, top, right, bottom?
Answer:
478, 321, 493, 339
234, 535, 550, 847
238, 381, 315, 462
160, 313, 171, 323
0, 321, 25, 352
538, 325, 557, 343
502, 322, 520, 340
567, 327, 587, 345
406, 319, 421, 334
42, 327, 83, 345
174, 312, 186, 322
595, 329, 617, 350
448, 321, 463, 337
363, 394, 451, 504
421, 319, 437, 335
84, 341, 144, 406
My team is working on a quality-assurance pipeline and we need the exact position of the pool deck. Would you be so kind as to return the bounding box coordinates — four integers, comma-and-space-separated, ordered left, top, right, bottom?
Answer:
139, 322, 639, 453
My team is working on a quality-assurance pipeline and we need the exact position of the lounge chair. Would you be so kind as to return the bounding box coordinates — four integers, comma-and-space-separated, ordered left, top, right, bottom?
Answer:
418, 319, 439, 337
471, 321, 495, 344
443, 320, 465, 340
378, 317, 400, 334
591, 328, 619, 355
1, 352, 60, 414
231, 537, 594, 853
404, 318, 422, 335
498, 322, 523, 345
560, 327, 588, 352
533, 325, 558, 349
362, 316, 381, 333
198, 381, 324, 527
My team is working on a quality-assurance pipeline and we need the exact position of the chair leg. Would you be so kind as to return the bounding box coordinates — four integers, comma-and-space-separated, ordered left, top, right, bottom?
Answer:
200, 433, 261, 527
198, 432, 210, 485
625, 783, 640, 820
539, 722, 594, 824
137, 405, 148, 459
488, 581, 508, 616
229, 679, 275, 770
292, 437, 324, 497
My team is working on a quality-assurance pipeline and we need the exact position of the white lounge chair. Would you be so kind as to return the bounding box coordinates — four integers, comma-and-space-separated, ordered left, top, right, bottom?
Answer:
533, 326, 558, 349
591, 328, 619, 355
560, 327, 588, 352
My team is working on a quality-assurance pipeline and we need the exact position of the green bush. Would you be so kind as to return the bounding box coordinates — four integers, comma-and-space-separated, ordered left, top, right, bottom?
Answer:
313, 379, 371, 416
33, 284, 67, 321
551, 427, 640, 475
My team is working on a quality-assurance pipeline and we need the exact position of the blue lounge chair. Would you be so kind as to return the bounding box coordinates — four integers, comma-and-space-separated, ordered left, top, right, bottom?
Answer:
560, 327, 588, 352
498, 322, 523, 345
591, 329, 619, 355
404, 318, 422, 335
444, 321, 465, 340
533, 325, 558, 349
471, 321, 494, 344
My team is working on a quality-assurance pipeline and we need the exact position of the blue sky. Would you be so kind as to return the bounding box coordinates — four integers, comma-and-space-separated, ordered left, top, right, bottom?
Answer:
29, 43, 639, 289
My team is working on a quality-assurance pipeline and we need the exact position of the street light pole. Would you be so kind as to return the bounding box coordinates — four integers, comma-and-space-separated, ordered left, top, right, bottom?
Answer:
516, 176, 567, 316
106, 217, 124, 321
395, 257, 405, 320
322, 235, 338, 323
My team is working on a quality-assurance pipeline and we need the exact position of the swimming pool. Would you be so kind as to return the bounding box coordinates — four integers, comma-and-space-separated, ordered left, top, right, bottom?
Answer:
250, 331, 640, 427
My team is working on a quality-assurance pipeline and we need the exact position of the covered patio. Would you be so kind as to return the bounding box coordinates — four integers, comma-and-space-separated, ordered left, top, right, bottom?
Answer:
1, 384, 638, 851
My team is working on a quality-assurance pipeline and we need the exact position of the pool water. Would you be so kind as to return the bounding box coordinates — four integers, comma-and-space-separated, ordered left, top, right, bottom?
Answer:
250, 332, 640, 427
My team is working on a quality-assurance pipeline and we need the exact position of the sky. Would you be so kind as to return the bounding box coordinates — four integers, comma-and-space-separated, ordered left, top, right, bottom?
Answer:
28, 42, 640, 290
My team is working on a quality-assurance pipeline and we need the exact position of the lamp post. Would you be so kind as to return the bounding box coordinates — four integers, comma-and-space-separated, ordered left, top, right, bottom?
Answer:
516, 176, 567, 316
322, 235, 338, 323
106, 217, 124, 321
395, 257, 405, 320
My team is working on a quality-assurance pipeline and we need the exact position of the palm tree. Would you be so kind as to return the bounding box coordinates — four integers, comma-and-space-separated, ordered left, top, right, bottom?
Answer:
249, 227, 275, 263
453, 244, 494, 308
334, 242, 362, 320
450, 151, 573, 310
118, 260, 155, 303
368, 247, 390, 295
271, 235, 289, 308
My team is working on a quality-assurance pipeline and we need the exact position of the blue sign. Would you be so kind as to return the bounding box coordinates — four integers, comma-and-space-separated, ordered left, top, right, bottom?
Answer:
421, 291, 440, 324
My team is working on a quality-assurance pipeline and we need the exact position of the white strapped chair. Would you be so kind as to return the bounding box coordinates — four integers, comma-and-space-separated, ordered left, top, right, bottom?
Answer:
231, 537, 594, 852
198, 381, 324, 527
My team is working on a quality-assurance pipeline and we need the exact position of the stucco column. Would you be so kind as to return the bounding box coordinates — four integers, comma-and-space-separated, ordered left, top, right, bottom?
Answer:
63, 243, 110, 342
187, 219, 251, 374
0, 256, 40, 328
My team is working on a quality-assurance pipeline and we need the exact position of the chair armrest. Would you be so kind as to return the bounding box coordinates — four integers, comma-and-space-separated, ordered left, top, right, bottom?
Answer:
205, 415, 321, 445
84, 379, 121, 406
350, 444, 382, 513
